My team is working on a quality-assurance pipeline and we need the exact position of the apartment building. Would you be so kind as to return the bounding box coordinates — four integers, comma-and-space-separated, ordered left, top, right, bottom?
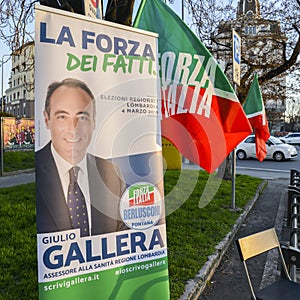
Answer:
5, 41, 34, 118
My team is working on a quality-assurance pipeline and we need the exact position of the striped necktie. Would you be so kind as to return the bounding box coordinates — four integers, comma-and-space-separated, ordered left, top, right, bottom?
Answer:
67, 166, 90, 237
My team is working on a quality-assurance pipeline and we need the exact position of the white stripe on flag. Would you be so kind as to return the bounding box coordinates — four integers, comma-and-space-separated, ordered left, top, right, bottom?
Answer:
214, 88, 239, 102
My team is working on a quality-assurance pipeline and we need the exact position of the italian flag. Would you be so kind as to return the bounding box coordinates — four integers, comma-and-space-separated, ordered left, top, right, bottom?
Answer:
134, 0, 252, 173
243, 74, 270, 161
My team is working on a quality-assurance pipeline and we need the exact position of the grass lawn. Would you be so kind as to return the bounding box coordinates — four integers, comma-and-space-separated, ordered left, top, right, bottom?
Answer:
3, 150, 35, 173
0, 183, 37, 300
0, 169, 262, 300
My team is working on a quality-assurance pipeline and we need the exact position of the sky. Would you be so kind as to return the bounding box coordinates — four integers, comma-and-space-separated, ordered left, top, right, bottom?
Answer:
0, 0, 188, 95
1, 45, 12, 96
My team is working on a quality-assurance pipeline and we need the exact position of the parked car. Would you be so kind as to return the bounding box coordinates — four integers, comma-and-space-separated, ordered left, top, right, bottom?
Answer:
279, 132, 300, 145
236, 135, 298, 161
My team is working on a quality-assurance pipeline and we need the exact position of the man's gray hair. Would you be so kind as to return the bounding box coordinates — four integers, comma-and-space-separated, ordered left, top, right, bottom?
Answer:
44, 78, 95, 117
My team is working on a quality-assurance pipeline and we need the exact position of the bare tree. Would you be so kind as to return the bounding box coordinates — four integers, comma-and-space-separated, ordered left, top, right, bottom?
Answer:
0, 0, 36, 52
185, 0, 300, 94
185, 0, 300, 178
285, 99, 300, 131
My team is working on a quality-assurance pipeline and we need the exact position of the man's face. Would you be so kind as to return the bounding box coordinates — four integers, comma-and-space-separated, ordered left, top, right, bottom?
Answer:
44, 86, 95, 165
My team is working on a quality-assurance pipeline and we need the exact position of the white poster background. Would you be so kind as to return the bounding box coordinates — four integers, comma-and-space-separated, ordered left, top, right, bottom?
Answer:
35, 5, 161, 159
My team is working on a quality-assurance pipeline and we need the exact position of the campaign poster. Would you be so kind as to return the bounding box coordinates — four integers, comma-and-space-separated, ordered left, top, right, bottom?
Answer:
2, 117, 34, 149
35, 5, 169, 300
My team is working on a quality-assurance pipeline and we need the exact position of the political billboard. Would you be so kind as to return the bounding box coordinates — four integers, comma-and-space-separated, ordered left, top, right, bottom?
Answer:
35, 5, 169, 300
2, 117, 34, 150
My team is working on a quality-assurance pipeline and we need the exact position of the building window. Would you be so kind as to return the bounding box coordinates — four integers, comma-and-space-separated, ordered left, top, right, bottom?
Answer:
245, 26, 257, 34
259, 25, 270, 32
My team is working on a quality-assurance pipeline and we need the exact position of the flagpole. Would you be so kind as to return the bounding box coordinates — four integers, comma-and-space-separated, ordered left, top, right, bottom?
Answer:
231, 29, 241, 210
231, 150, 236, 209
231, 85, 237, 210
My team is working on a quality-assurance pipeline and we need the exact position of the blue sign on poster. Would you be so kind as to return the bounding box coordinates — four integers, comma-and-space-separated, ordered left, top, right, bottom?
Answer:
232, 29, 241, 86
233, 35, 240, 64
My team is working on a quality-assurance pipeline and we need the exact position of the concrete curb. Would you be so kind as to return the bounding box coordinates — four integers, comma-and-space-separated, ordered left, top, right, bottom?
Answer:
1, 168, 35, 177
179, 180, 268, 300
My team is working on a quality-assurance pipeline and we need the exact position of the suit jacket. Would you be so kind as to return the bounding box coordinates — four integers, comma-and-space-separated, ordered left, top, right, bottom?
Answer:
36, 142, 127, 235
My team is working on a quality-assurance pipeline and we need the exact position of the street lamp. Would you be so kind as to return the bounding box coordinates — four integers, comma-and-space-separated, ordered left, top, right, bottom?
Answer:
1, 53, 11, 113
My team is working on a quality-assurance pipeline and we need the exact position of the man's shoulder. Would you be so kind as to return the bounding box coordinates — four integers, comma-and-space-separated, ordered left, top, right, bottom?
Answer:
36, 142, 52, 163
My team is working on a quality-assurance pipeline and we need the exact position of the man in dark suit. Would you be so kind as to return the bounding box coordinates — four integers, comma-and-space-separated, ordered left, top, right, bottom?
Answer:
36, 78, 126, 236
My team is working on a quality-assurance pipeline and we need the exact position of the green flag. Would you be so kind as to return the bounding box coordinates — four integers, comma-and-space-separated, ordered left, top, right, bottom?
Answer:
243, 74, 270, 161
134, 0, 252, 173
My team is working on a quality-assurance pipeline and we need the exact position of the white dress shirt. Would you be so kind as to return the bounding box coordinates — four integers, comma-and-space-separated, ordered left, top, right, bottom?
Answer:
51, 144, 92, 235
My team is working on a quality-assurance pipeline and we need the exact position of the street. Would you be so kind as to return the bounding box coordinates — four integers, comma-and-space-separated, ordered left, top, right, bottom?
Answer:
183, 146, 300, 180
236, 145, 300, 179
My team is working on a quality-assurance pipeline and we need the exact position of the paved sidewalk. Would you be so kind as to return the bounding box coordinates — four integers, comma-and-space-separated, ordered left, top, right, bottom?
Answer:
184, 177, 290, 300
0, 171, 35, 188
